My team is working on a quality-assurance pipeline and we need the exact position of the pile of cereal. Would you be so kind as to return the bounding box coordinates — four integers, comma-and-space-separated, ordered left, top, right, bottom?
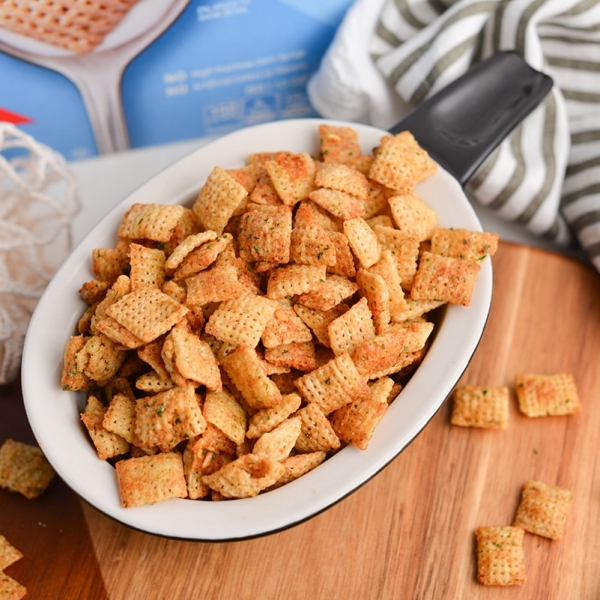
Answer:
60, 124, 497, 507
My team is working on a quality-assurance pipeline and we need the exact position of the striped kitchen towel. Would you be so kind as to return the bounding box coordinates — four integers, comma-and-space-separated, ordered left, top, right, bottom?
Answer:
307, 0, 600, 274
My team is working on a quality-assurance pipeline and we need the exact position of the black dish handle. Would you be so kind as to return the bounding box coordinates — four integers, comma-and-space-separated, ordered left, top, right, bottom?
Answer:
389, 51, 554, 186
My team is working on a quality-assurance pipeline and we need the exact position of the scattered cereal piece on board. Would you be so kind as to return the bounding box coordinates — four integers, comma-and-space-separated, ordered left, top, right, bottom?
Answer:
513, 480, 573, 540
475, 525, 526, 586
450, 385, 510, 429
515, 372, 581, 417
0, 438, 56, 499
0, 535, 23, 571
116, 452, 188, 508
0, 571, 26, 599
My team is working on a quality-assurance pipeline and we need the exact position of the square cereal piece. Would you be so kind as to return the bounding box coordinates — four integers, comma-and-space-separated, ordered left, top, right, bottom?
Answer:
106, 284, 189, 344
330, 397, 388, 450
128, 242, 166, 289
369, 131, 437, 192
205, 292, 278, 348
450, 385, 510, 429
265, 341, 318, 372
0, 535, 22, 571
81, 396, 131, 460
80, 333, 127, 384
513, 480, 573, 540
430, 228, 499, 262
294, 353, 371, 415
266, 264, 327, 300
102, 392, 137, 444
0, 572, 26, 600
411, 252, 481, 306
203, 389, 247, 446
168, 323, 222, 391
134, 385, 207, 453
388, 191, 438, 242
515, 372, 581, 417
296, 274, 358, 311
220, 346, 283, 410
91, 243, 129, 284
264, 152, 316, 206
116, 452, 188, 508
290, 207, 337, 267
246, 393, 302, 439
343, 217, 381, 268
238, 205, 293, 264
475, 526, 526, 586
117, 203, 185, 242
252, 417, 301, 462
294, 402, 341, 453
308, 188, 365, 221
185, 263, 246, 307
327, 296, 376, 356
201, 454, 286, 499
318, 124, 361, 164
315, 162, 369, 201
192, 166, 248, 233
351, 326, 417, 380
0, 438, 56, 499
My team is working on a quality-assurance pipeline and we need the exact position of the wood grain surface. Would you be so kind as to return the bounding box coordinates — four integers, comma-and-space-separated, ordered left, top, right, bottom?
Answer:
1, 241, 599, 600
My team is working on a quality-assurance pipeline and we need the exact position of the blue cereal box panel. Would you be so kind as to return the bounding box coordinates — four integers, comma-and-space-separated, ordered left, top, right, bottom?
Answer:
0, 0, 353, 160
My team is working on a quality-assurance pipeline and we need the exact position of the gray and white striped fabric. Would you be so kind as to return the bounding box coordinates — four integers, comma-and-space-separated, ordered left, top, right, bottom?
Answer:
309, 0, 600, 273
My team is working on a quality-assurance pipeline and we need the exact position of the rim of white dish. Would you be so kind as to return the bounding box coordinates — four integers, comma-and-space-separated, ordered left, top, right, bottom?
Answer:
22, 119, 493, 541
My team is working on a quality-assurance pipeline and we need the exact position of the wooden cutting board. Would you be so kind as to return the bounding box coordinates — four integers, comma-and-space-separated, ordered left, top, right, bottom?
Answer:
1, 241, 599, 600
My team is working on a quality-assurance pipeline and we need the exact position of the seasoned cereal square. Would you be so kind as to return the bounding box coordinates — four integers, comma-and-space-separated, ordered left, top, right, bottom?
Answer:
264, 152, 316, 206
388, 191, 438, 242
106, 284, 189, 344
192, 166, 248, 233
450, 385, 510, 429
475, 526, 526, 586
81, 396, 131, 460
411, 252, 480, 306
205, 293, 278, 348
118, 203, 185, 242
294, 402, 341, 453
369, 131, 437, 192
0, 571, 26, 599
330, 397, 388, 450
315, 162, 369, 201
515, 372, 581, 417
0, 438, 56, 499
116, 452, 188, 508
513, 480, 573, 540
294, 353, 370, 414
318, 124, 361, 164
430, 228, 499, 262
0, 535, 22, 571
238, 205, 293, 264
